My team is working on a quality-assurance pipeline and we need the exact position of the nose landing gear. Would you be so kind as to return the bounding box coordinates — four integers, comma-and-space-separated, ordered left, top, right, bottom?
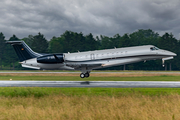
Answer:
80, 72, 90, 78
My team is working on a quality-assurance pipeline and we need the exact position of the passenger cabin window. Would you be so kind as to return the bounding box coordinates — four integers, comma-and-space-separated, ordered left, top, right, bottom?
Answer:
150, 47, 159, 51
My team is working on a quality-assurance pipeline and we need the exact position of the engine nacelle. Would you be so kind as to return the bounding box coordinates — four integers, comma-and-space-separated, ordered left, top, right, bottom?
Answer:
37, 54, 64, 63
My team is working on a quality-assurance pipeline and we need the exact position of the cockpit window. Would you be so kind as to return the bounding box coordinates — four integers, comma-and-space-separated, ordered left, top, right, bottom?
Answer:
150, 47, 159, 51
155, 47, 159, 50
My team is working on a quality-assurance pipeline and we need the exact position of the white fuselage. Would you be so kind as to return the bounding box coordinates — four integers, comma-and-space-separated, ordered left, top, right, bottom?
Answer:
20, 45, 176, 71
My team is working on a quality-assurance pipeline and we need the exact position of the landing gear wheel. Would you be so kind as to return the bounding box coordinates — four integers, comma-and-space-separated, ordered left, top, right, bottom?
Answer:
80, 73, 85, 78
85, 73, 90, 78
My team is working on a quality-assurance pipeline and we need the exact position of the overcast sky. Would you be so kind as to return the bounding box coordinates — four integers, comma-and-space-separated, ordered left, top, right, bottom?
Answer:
0, 0, 180, 40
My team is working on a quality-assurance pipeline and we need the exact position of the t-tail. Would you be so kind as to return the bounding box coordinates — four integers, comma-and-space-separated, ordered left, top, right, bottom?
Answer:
6, 41, 42, 61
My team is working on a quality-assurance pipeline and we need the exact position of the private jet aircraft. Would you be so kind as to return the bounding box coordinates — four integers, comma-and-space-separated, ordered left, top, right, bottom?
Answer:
7, 41, 176, 78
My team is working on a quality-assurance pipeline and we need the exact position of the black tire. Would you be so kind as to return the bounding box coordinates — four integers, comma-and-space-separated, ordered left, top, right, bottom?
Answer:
80, 73, 85, 78
85, 73, 90, 78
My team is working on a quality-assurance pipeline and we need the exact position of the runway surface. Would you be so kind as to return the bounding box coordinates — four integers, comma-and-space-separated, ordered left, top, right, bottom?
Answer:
1, 81, 180, 87
0, 71, 180, 74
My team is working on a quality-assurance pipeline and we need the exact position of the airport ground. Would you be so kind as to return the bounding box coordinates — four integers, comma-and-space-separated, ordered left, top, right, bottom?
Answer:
1, 70, 180, 81
0, 71, 180, 119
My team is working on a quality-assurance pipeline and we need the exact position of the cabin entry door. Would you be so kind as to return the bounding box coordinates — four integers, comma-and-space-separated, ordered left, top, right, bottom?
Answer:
91, 54, 95, 60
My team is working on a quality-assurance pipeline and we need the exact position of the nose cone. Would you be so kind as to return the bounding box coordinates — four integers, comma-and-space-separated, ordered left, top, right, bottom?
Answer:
160, 50, 177, 57
167, 51, 177, 56
172, 52, 177, 56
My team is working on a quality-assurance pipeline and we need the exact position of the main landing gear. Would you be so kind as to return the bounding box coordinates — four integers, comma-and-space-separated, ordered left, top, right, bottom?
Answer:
80, 72, 90, 78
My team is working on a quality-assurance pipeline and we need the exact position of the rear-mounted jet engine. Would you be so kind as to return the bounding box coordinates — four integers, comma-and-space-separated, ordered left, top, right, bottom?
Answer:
37, 54, 64, 63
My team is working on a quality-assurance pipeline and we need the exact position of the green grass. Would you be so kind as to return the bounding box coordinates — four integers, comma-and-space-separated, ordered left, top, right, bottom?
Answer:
1, 71, 180, 119
1, 75, 180, 81
0, 72, 179, 98
0, 87, 180, 98
0, 75, 180, 119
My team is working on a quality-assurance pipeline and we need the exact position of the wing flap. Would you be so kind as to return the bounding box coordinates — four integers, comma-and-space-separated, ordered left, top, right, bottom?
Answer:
66, 63, 102, 69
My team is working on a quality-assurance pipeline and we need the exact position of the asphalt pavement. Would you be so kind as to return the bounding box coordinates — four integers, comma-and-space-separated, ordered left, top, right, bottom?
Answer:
0, 81, 180, 88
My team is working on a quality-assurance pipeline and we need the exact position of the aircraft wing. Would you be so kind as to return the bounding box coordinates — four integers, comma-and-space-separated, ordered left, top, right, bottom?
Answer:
66, 62, 102, 70
65, 57, 143, 70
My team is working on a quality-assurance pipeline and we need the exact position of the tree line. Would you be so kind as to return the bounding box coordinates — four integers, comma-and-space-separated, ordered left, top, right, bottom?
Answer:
0, 29, 179, 70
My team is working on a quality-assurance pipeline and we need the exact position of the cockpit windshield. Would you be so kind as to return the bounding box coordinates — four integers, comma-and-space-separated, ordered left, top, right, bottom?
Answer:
150, 47, 159, 51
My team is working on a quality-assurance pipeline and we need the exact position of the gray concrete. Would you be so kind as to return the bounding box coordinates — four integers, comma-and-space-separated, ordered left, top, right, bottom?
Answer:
1, 81, 180, 87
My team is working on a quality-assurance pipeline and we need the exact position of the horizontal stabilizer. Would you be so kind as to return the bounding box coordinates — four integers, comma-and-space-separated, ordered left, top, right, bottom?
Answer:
6, 41, 23, 44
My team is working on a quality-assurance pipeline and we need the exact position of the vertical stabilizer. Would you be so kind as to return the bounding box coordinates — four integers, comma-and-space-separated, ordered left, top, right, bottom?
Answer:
7, 41, 42, 61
